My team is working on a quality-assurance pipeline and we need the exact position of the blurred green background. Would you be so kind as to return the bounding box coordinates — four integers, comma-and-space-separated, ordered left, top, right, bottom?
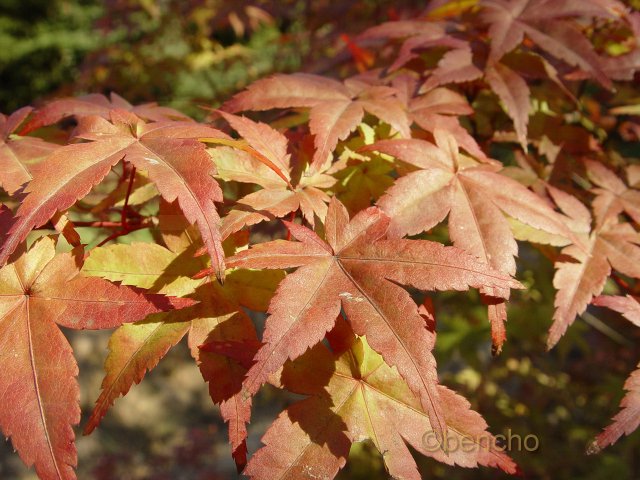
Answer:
1, 1, 639, 479
0, 0, 411, 116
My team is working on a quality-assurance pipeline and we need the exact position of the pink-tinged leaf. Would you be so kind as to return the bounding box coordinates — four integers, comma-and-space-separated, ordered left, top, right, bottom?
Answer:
481, 0, 614, 87
308, 100, 364, 167
0, 137, 132, 267
359, 19, 457, 72
212, 146, 284, 189
370, 133, 571, 349
339, 239, 523, 293
211, 120, 332, 232
422, 47, 483, 91
211, 135, 332, 236
0, 237, 191, 479
525, 20, 612, 88
482, 0, 527, 62
220, 209, 271, 241
245, 395, 350, 480
357, 86, 411, 138
601, 47, 640, 81
548, 219, 640, 348
222, 73, 349, 112
0, 107, 60, 195
585, 159, 640, 228
223, 73, 411, 170
549, 239, 611, 348
546, 185, 592, 231
358, 20, 445, 40
407, 85, 486, 160
283, 220, 333, 253
126, 137, 226, 280
0, 113, 228, 280
297, 186, 332, 225
592, 295, 640, 327
20, 93, 189, 134
0, 300, 78, 480
371, 134, 574, 251
238, 189, 299, 217
229, 198, 522, 447
590, 364, 640, 452
485, 62, 531, 151
240, 259, 346, 396
216, 111, 292, 183
228, 239, 332, 270
1, 106, 33, 136
410, 86, 474, 117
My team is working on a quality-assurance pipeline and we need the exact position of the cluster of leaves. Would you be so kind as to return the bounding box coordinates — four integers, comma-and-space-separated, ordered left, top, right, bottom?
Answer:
1, 0, 640, 479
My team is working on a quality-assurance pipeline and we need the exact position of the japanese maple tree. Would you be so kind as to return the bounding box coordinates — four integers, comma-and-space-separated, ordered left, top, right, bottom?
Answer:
1, 0, 639, 478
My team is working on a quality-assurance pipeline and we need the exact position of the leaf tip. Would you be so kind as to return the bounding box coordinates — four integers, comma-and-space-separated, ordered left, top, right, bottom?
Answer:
586, 439, 602, 455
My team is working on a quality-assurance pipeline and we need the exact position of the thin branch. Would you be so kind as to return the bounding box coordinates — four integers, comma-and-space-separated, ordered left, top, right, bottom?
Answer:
93, 222, 151, 249
121, 166, 137, 227
580, 311, 634, 347
71, 219, 153, 229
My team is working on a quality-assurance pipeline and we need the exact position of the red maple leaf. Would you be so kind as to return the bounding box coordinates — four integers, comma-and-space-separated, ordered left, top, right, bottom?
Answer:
0, 237, 193, 480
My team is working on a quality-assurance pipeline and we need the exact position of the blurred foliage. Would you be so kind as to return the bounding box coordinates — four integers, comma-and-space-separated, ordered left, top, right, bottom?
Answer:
0, 0, 103, 112
1, 0, 425, 117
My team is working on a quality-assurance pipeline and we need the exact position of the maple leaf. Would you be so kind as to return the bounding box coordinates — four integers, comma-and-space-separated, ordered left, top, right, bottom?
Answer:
365, 130, 573, 352
222, 73, 411, 169
358, 19, 457, 73
0, 110, 229, 280
244, 328, 517, 480
480, 0, 623, 88
485, 62, 531, 151
588, 295, 640, 449
0, 236, 193, 480
210, 113, 334, 238
592, 295, 640, 327
0, 107, 59, 194
546, 186, 640, 348
20, 92, 190, 135
227, 197, 522, 445
421, 45, 484, 91
81, 233, 278, 471
391, 75, 487, 160
484, 50, 586, 151
589, 363, 640, 453
585, 159, 640, 229
588, 292, 640, 451
358, 20, 446, 43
